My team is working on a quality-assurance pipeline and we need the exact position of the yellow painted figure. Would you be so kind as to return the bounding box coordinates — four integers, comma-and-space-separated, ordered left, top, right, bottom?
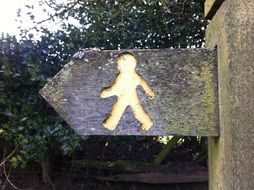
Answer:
100, 52, 155, 131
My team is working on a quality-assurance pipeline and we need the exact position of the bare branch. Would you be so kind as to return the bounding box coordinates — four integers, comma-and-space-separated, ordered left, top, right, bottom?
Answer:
0, 147, 17, 168
36, 1, 79, 25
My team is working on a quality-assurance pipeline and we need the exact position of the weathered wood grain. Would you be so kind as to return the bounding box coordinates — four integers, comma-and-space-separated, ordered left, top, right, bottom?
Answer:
40, 49, 218, 136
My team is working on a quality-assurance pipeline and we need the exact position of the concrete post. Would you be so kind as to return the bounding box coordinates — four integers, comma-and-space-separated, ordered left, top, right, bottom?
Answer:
205, 0, 254, 189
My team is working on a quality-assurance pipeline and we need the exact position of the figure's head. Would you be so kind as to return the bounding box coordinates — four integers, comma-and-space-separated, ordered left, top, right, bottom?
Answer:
116, 52, 137, 72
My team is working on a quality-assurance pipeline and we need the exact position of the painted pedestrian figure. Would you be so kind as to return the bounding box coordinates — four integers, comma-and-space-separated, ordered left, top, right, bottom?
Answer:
100, 52, 155, 131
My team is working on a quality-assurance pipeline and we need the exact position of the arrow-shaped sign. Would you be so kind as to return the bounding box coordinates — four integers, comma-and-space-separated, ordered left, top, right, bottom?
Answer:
40, 49, 219, 136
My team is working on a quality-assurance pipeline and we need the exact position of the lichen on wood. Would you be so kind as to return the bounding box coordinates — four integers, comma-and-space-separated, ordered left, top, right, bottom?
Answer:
40, 49, 218, 136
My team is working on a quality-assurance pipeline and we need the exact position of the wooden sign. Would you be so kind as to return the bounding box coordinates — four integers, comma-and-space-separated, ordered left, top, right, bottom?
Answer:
40, 49, 219, 136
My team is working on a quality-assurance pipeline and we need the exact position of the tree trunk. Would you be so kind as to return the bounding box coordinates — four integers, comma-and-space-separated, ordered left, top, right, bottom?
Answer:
41, 152, 51, 184
153, 136, 180, 165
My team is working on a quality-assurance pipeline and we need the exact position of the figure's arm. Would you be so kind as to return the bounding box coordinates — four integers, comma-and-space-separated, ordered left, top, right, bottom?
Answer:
100, 75, 120, 98
100, 87, 115, 98
138, 75, 155, 99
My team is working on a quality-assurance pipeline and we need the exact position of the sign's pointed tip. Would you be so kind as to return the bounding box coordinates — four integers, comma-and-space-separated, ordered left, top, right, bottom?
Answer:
39, 82, 51, 101
39, 87, 44, 97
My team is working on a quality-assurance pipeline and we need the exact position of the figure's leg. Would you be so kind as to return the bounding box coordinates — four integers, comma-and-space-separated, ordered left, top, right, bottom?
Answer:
103, 100, 127, 131
130, 102, 153, 131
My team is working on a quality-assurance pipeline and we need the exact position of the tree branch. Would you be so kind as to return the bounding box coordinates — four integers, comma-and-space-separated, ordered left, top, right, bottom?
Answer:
0, 147, 17, 168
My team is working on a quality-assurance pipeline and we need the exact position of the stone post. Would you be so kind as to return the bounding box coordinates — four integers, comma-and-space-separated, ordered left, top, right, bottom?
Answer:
205, 0, 254, 189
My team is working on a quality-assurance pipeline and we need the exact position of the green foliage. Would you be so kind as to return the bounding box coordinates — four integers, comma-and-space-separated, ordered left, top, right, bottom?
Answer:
1, 0, 207, 166
20, 0, 206, 49
74, 0, 206, 49
0, 35, 86, 165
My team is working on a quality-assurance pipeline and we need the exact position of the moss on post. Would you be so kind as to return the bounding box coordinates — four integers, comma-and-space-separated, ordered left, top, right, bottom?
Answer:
206, 0, 254, 189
